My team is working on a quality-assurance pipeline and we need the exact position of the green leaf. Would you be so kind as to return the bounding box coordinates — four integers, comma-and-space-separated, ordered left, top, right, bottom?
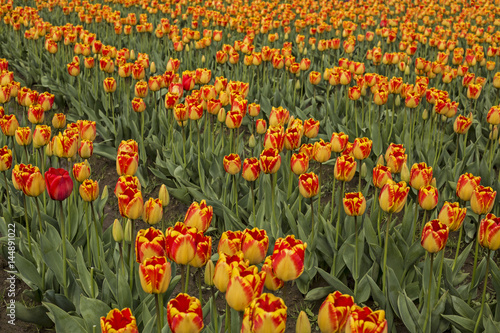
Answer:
316, 267, 352, 296
441, 314, 474, 332
79, 296, 111, 332
43, 302, 87, 333
304, 286, 335, 301
76, 249, 98, 298
15, 303, 53, 328
14, 252, 43, 290
397, 292, 421, 333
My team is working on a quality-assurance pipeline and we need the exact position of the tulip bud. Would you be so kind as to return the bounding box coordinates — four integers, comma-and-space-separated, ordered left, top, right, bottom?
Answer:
303, 48, 308, 55
185, 44, 190, 52
113, 219, 123, 242
150, 62, 156, 73
218, 108, 226, 122
395, 95, 401, 106
248, 134, 256, 147
296, 311, 311, 333
124, 219, 133, 242
376, 155, 385, 166
405, 66, 410, 75
204, 260, 214, 286
490, 126, 499, 140
431, 177, 437, 188
360, 163, 367, 178
201, 55, 206, 63
422, 109, 429, 120
158, 184, 170, 207
130, 50, 135, 60
401, 163, 410, 182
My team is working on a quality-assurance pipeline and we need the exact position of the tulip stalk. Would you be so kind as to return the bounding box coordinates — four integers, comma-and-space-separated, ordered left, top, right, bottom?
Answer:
128, 219, 135, 291
58, 200, 68, 297
233, 175, 239, 219
34, 197, 45, 290
84, 202, 91, 266
90, 201, 102, 270
382, 213, 393, 296
333, 180, 345, 274
184, 265, 190, 294
155, 294, 162, 333
310, 196, 315, 242
2, 172, 12, 217
354, 215, 359, 299
271, 173, 278, 232
250, 181, 256, 223
329, 175, 336, 226
435, 249, 445, 300
473, 249, 491, 333
452, 224, 464, 271
423, 253, 434, 333
196, 120, 204, 191
468, 214, 482, 305
225, 302, 231, 332
23, 194, 32, 255
181, 125, 186, 166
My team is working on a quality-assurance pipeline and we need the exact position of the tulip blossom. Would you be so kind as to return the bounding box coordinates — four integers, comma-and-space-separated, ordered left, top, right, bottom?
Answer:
352, 137, 372, 160
271, 235, 307, 282
421, 219, 449, 253
318, 291, 356, 333
259, 148, 281, 174
241, 293, 287, 333
298, 172, 319, 198
214, 253, 247, 293
139, 256, 171, 294
418, 185, 439, 210
479, 214, 500, 251
379, 181, 410, 214
165, 222, 200, 265
334, 155, 357, 182
189, 232, 212, 268
167, 293, 204, 333
242, 157, 261, 182
343, 192, 367, 216
79, 179, 99, 202
409, 162, 433, 190
0, 114, 19, 136
100, 308, 138, 333
223, 153, 242, 175
453, 114, 473, 134
312, 139, 331, 163
73, 161, 91, 183
44, 167, 73, 201
33, 126, 51, 149
470, 186, 497, 215
241, 228, 269, 265
330, 132, 349, 153
0, 146, 12, 171
116, 151, 139, 176
344, 306, 388, 333
12, 164, 46, 197
226, 264, 266, 311
372, 165, 392, 189
438, 202, 467, 232
290, 152, 309, 175
135, 227, 166, 263
114, 175, 141, 197
142, 198, 163, 225
118, 186, 144, 220
183, 200, 213, 233
456, 173, 481, 201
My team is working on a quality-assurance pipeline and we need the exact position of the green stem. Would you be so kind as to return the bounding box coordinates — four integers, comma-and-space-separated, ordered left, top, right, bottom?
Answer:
272, 172, 278, 233
90, 202, 102, 270
225, 301, 231, 332
311, 196, 315, 242
197, 121, 203, 191
382, 213, 393, 296
23, 194, 32, 255
111, 93, 115, 135
184, 265, 190, 293
129, 220, 135, 291
329, 175, 337, 225
141, 111, 145, 158
468, 214, 482, 305
182, 125, 186, 166
335, 181, 345, 249
473, 249, 490, 333
90, 267, 95, 298
435, 249, 445, 300
251, 181, 255, 224
34, 197, 45, 290
452, 135, 460, 177
318, 163, 322, 215
412, 203, 420, 243
23, 145, 29, 163
85, 202, 91, 266
354, 215, 359, 299
452, 225, 463, 271
233, 175, 239, 219
59, 201, 68, 297
423, 253, 434, 333
155, 294, 162, 333
3, 172, 12, 217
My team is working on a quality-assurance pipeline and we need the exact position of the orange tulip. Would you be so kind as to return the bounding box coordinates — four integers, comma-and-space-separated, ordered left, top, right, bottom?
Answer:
218, 230, 243, 256
242, 157, 261, 182
284, 127, 302, 151
79, 178, 98, 202
421, 219, 449, 253
114, 175, 141, 197
103, 77, 117, 93
189, 232, 212, 268
131, 97, 146, 113
52, 113, 66, 129
269, 106, 290, 127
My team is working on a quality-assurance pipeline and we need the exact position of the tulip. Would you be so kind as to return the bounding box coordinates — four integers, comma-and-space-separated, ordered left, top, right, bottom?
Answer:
255, 119, 267, 134
456, 172, 481, 201
103, 77, 117, 93
12, 164, 45, 197
313, 139, 331, 163
100, 308, 138, 333
27, 104, 45, 124
330, 132, 349, 153
379, 181, 409, 214
296, 311, 311, 333
53, 132, 78, 158
165, 222, 199, 265
135, 228, 166, 263
241, 228, 269, 265
303, 118, 320, 138
142, 198, 163, 225
116, 151, 139, 176
385, 151, 407, 174
167, 293, 204, 333
352, 137, 372, 160
118, 186, 144, 220
344, 307, 388, 333
79, 179, 99, 202
73, 160, 91, 182
290, 152, 309, 175
269, 106, 290, 127
298, 172, 319, 198
479, 214, 500, 251
264, 126, 285, 152
15, 127, 32, 146
261, 256, 284, 291
115, 175, 141, 197
223, 153, 241, 175
242, 157, 261, 182
52, 113, 66, 129
44, 167, 72, 201
334, 155, 357, 182
318, 291, 356, 333
372, 165, 392, 189
409, 162, 433, 190
438, 202, 467, 232
421, 220, 449, 253
214, 253, 247, 293
259, 148, 281, 174
218, 230, 243, 255
139, 256, 171, 294
183, 200, 213, 233
271, 235, 307, 282
78, 140, 93, 159
131, 97, 146, 113
470, 186, 496, 215
189, 232, 212, 268
241, 293, 287, 333
284, 127, 302, 151
226, 264, 266, 311
343, 192, 367, 216
418, 185, 439, 210
0, 146, 12, 172
453, 113, 473, 134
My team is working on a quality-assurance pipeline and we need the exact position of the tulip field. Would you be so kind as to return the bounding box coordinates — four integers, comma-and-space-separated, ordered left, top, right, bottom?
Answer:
2, 0, 500, 332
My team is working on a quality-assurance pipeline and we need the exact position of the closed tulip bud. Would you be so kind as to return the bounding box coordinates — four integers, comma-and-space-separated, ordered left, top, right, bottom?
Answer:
438, 202, 467, 232
379, 181, 410, 213
112, 219, 123, 242
204, 260, 215, 286
418, 185, 439, 210
167, 294, 203, 333
376, 155, 385, 166
158, 184, 170, 207
479, 214, 500, 250
456, 173, 481, 201
124, 219, 133, 242
296, 311, 311, 333
248, 134, 257, 148
318, 291, 356, 333
217, 108, 226, 123
421, 219, 449, 253
470, 186, 497, 215
395, 95, 401, 107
